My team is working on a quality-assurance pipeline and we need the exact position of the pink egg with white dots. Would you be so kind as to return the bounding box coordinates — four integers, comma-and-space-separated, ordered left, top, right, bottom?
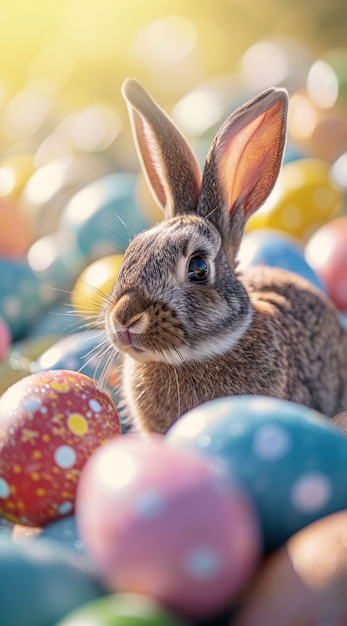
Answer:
76, 435, 261, 620
305, 216, 347, 311
0, 369, 120, 527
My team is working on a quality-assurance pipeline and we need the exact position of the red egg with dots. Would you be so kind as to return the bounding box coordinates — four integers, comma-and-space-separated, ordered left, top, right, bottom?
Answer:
305, 216, 347, 311
0, 370, 120, 527
76, 435, 261, 620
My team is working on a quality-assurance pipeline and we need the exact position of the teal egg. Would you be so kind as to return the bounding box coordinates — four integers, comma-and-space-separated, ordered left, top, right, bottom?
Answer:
166, 396, 347, 552
54, 593, 189, 626
238, 229, 326, 292
37, 516, 86, 557
59, 172, 152, 259
0, 537, 106, 626
0, 259, 46, 340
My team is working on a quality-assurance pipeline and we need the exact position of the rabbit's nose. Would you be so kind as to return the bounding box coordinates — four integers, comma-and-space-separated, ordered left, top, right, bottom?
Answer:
109, 291, 148, 331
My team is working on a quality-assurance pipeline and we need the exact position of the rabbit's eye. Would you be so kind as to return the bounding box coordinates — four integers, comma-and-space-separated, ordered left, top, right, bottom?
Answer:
188, 257, 208, 282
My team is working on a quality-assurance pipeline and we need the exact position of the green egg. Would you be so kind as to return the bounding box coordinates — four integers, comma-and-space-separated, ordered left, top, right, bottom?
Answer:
54, 593, 190, 626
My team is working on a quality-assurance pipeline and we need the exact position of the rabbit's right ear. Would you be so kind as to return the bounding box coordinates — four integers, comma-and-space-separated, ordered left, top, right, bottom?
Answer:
122, 78, 201, 220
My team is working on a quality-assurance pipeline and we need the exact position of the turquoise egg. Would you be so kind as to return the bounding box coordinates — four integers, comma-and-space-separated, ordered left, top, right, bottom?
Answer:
0, 259, 47, 340
166, 396, 347, 552
238, 228, 326, 292
0, 537, 106, 626
37, 516, 86, 557
59, 172, 152, 259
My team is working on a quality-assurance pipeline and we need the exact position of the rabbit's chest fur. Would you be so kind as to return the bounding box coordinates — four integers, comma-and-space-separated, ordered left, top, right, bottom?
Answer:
120, 268, 347, 434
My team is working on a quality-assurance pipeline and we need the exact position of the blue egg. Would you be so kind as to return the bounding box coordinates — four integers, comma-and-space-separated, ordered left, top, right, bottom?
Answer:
37, 516, 86, 557
0, 259, 47, 340
59, 172, 152, 259
238, 229, 326, 292
0, 537, 106, 626
166, 396, 347, 552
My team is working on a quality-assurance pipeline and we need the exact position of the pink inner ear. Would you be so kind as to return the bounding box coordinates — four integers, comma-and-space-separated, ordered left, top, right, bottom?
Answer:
217, 101, 285, 219
130, 107, 173, 213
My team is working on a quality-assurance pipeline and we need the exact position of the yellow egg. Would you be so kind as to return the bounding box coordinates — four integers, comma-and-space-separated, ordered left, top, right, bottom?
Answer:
0, 154, 35, 199
247, 158, 344, 241
71, 254, 124, 317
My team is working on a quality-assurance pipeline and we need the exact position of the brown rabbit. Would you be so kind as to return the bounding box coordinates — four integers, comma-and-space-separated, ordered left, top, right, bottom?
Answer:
104, 78, 347, 434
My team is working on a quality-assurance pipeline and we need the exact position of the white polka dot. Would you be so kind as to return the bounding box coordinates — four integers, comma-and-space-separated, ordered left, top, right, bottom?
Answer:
183, 546, 223, 580
58, 501, 73, 515
21, 397, 42, 412
290, 472, 332, 513
134, 491, 165, 518
0, 477, 10, 499
54, 446, 77, 469
89, 399, 102, 413
281, 205, 303, 230
253, 424, 292, 460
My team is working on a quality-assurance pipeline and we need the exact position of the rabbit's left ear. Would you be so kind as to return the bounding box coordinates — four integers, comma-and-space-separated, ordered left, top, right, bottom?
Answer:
198, 88, 288, 264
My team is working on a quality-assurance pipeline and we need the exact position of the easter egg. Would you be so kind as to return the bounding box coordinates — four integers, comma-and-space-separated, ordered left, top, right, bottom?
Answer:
59, 172, 152, 260
238, 228, 326, 292
0, 316, 11, 362
19, 155, 113, 240
233, 510, 347, 626
166, 396, 347, 552
0, 197, 32, 257
54, 593, 189, 626
38, 515, 86, 556
247, 158, 344, 241
76, 434, 261, 620
0, 538, 106, 626
27, 230, 87, 300
0, 258, 47, 340
305, 216, 347, 310
71, 254, 123, 316
0, 369, 120, 526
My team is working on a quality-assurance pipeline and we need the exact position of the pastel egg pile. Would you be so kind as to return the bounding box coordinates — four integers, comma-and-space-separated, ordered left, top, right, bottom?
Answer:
1, 33, 347, 626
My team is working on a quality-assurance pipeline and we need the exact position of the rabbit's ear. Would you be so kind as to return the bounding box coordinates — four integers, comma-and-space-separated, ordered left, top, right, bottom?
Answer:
198, 88, 288, 265
122, 78, 201, 219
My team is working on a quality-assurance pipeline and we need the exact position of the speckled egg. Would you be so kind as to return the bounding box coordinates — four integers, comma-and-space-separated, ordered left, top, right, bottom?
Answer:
59, 172, 152, 260
166, 396, 347, 552
246, 158, 344, 241
0, 369, 120, 526
76, 434, 261, 620
238, 228, 326, 292
233, 510, 347, 626
305, 216, 347, 311
54, 593, 189, 626
0, 537, 106, 626
0, 258, 47, 340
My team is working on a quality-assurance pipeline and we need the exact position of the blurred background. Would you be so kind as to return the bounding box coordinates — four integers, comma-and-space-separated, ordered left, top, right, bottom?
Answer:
1, 0, 347, 388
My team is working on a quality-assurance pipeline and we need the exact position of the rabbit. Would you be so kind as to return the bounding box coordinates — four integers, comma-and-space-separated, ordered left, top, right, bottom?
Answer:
103, 78, 347, 434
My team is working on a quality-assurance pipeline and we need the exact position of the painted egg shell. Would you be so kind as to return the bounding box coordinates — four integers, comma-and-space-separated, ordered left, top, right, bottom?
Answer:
305, 216, 347, 311
37, 515, 86, 556
35, 331, 122, 419
0, 197, 32, 257
238, 228, 326, 292
59, 172, 152, 260
166, 396, 347, 552
0, 369, 120, 526
76, 434, 261, 620
55, 592, 189, 626
0, 153, 35, 199
27, 230, 87, 300
0, 316, 11, 362
233, 510, 347, 626
247, 158, 344, 241
71, 254, 124, 316
19, 154, 113, 240
0, 537, 106, 626
0, 258, 46, 340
